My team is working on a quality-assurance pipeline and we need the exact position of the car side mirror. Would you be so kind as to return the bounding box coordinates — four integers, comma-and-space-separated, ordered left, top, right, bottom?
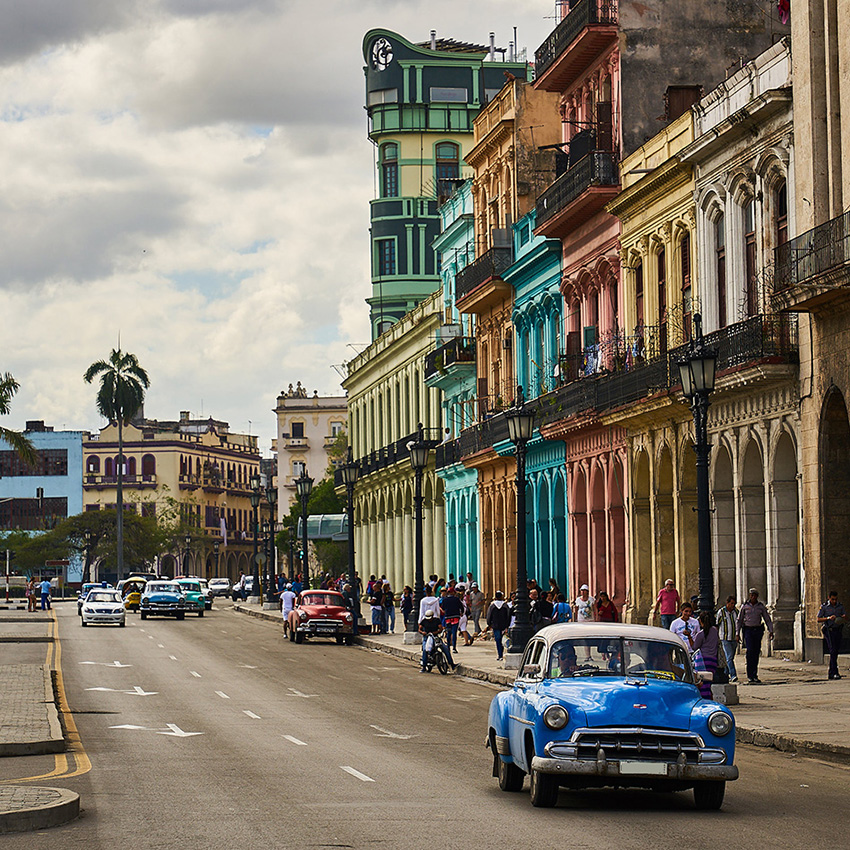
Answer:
521, 663, 541, 678
696, 670, 713, 682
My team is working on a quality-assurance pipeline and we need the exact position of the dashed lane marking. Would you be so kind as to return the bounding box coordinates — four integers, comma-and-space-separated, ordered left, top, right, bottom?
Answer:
190, 671, 201, 678
158, 644, 165, 648
341, 766, 375, 782
244, 710, 261, 719
379, 696, 398, 703
433, 715, 456, 723
215, 691, 230, 699
169, 655, 177, 661
283, 735, 307, 746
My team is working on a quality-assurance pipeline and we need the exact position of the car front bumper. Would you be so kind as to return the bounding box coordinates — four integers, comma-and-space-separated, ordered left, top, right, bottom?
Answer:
531, 755, 738, 782
296, 621, 352, 636
82, 613, 125, 625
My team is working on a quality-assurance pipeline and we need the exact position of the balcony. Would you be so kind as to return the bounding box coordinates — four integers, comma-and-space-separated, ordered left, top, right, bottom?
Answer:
535, 152, 619, 238
424, 336, 476, 382
179, 473, 200, 491
534, 0, 618, 93
282, 436, 309, 451
83, 474, 157, 490
772, 211, 850, 312
455, 246, 514, 304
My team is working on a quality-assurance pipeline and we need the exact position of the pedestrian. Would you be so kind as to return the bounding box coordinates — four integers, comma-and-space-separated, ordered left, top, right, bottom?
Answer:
687, 610, 720, 698
400, 585, 413, 628
670, 603, 701, 644
572, 584, 596, 623
652, 578, 681, 630
382, 582, 395, 634
551, 592, 572, 624
468, 582, 485, 636
368, 582, 383, 635
341, 582, 359, 636
548, 578, 561, 599
418, 584, 442, 623
486, 591, 511, 661
536, 590, 554, 630
39, 577, 51, 610
595, 591, 618, 622
440, 585, 464, 651
817, 590, 846, 680
26, 578, 36, 612
736, 588, 774, 684
280, 583, 297, 635
715, 595, 739, 682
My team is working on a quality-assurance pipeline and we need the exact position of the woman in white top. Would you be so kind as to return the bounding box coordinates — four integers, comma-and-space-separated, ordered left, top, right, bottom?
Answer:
572, 584, 596, 622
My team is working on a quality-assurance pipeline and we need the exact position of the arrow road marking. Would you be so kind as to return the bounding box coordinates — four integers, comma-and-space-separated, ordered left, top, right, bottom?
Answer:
190, 671, 201, 678
286, 688, 317, 698
243, 710, 261, 719
86, 686, 157, 696
369, 725, 417, 740
341, 766, 374, 782
79, 661, 132, 668
215, 691, 230, 699
158, 723, 203, 738
283, 735, 307, 746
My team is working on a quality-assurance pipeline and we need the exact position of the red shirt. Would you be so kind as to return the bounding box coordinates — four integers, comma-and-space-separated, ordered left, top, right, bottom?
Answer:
656, 587, 681, 616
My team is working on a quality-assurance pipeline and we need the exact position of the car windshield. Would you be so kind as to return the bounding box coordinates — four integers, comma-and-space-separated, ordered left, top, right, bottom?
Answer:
87, 592, 120, 603
148, 583, 180, 594
546, 638, 694, 684
179, 582, 201, 592
301, 594, 342, 606
210, 579, 228, 586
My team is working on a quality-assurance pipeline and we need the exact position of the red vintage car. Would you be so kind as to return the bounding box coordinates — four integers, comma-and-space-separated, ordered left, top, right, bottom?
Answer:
287, 590, 354, 645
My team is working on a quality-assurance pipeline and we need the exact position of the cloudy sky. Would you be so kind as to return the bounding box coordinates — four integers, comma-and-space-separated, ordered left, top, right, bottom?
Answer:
0, 0, 552, 455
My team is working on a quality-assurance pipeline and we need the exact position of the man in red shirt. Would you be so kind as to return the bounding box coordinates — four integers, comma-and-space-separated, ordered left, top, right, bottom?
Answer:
652, 579, 681, 630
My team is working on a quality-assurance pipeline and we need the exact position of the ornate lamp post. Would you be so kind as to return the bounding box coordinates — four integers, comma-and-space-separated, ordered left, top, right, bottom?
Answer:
340, 448, 360, 628
406, 423, 431, 638
295, 470, 313, 588
676, 314, 718, 615
213, 540, 220, 578
287, 526, 295, 579
505, 387, 536, 660
265, 483, 278, 604
183, 534, 192, 577
249, 471, 262, 602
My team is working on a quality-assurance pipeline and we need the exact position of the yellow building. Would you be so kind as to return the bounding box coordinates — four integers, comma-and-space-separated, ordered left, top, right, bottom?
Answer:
82, 412, 262, 580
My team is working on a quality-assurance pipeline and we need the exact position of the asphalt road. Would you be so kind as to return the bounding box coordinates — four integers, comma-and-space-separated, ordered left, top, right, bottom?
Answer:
3, 602, 849, 849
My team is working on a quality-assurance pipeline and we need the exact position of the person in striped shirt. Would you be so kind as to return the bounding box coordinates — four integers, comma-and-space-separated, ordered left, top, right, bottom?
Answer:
715, 596, 739, 682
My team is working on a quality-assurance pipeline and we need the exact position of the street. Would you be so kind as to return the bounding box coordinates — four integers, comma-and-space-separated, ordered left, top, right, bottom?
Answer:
2, 602, 849, 849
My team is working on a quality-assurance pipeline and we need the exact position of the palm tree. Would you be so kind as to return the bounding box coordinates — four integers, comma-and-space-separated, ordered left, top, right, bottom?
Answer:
0, 372, 37, 466
84, 349, 150, 581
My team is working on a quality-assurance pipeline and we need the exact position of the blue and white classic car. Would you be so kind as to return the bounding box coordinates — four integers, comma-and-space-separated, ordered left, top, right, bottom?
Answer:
488, 623, 737, 809
140, 581, 187, 620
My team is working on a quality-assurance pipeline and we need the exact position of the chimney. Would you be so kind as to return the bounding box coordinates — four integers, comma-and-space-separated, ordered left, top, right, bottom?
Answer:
430, 29, 437, 50
508, 41, 515, 62
180, 410, 190, 422
489, 32, 495, 61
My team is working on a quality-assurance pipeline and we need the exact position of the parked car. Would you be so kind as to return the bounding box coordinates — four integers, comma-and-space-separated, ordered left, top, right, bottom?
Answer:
80, 589, 126, 627
174, 579, 207, 617
488, 623, 737, 810
287, 590, 354, 644
208, 577, 231, 598
140, 581, 188, 620
77, 582, 113, 616
196, 578, 214, 610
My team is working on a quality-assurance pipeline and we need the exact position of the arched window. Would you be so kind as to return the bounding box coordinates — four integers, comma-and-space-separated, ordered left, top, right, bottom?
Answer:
86, 456, 100, 474
127, 457, 137, 476
657, 247, 667, 355
743, 199, 757, 317
381, 143, 398, 198
105, 458, 114, 478
436, 142, 459, 184
775, 180, 788, 246
680, 232, 692, 341
715, 215, 726, 327
142, 454, 156, 477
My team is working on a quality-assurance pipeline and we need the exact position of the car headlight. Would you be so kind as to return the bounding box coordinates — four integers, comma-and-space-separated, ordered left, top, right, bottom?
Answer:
543, 705, 569, 730
82, 607, 93, 614
299, 611, 309, 620
177, 598, 186, 607
113, 608, 125, 614
344, 613, 353, 622
141, 598, 150, 606
707, 710, 733, 737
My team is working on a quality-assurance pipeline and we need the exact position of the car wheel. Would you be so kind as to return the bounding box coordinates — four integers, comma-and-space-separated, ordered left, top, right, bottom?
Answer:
294, 631, 304, 644
529, 767, 559, 808
693, 781, 725, 810
119, 620, 126, 628
335, 635, 344, 645
344, 635, 353, 646
497, 756, 525, 792
140, 612, 147, 620
436, 653, 449, 675
176, 612, 185, 620
81, 620, 87, 627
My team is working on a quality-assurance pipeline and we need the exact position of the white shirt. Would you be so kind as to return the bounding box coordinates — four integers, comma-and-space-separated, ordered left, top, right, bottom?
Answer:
670, 616, 702, 644
281, 590, 296, 617
419, 595, 442, 622
574, 595, 594, 621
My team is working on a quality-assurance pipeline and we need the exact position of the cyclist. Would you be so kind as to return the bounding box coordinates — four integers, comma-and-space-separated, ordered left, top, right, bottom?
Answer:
418, 610, 455, 672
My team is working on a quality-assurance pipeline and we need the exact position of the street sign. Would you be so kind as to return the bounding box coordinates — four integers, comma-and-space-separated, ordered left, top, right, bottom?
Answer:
255, 553, 267, 565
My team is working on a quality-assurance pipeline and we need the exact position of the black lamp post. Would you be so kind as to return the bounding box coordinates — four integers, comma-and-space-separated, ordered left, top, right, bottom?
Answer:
506, 387, 536, 657
406, 423, 431, 635
340, 447, 360, 627
265, 483, 278, 604
295, 470, 313, 588
213, 540, 220, 578
287, 526, 295, 580
249, 471, 262, 601
676, 314, 718, 616
183, 534, 192, 576
82, 529, 94, 585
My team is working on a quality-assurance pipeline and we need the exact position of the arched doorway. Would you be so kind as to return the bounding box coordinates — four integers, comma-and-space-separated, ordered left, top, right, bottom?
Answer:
712, 444, 736, 604
772, 429, 800, 649
655, 446, 675, 593
632, 449, 651, 620
820, 390, 850, 609
741, 439, 767, 596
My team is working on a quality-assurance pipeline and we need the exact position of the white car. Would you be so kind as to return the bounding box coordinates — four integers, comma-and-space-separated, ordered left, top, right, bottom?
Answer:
208, 577, 231, 598
80, 589, 126, 627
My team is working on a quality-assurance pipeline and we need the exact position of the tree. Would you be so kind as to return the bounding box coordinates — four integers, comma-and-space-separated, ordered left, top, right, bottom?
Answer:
84, 349, 150, 581
0, 372, 37, 466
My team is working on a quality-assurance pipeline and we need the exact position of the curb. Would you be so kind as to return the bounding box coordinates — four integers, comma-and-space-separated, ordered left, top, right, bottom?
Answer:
0, 637, 54, 643
0, 666, 65, 757
0, 787, 80, 834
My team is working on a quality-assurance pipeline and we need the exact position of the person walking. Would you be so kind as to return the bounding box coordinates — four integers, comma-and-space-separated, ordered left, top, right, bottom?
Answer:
39, 577, 52, 610
486, 591, 511, 662
26, 578, 37, 613
400, 585, 413, 629
440, 585, 464, 651
736, 588, 774, 684
468, 583, 485, 636
652, 579, 681, 630
341, 582, 359, 636
368, 582, 384, 635
418, 584, 442, 623
687, 610, 720, 698
595, 591, 619, 622
382, 582, 395, 634
715, 596, 739, 682
817, 590, 846, 680
670, 603, 701, 644
551, 593, 572, 624
572, 584, 596, 623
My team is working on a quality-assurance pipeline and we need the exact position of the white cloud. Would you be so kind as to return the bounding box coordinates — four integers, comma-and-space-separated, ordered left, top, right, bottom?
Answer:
0, 0, 552, 455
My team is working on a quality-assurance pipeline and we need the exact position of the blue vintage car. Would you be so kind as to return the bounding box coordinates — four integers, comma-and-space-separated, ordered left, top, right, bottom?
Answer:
488, 623, 737, 810
140, 581, 187, 620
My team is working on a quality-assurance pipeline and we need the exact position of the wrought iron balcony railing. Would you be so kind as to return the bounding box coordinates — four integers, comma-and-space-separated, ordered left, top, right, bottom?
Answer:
536, 151, 618, 229
424, 336, 476, 380
774, 210, 850, 293
534, 0, 619, 80
455, 246, 513, 302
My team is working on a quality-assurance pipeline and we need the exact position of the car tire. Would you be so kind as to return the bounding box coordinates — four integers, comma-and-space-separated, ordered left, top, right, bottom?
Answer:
81, 620, 87, 627
335, 636, 344, 645
497, 756, 525, 792
294, 631, 304, 644
176, 612, 185, 620
529, 767, 559, 808
436, 653, 449, 675
693, 781, 725, 811
344, 635, 353, 646
119, 620, 126, 627
198, 609, 204, 617
140, 612, 147, 620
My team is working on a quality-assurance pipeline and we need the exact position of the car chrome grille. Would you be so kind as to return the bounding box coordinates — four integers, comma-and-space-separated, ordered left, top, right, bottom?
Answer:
553, 728, 704, 764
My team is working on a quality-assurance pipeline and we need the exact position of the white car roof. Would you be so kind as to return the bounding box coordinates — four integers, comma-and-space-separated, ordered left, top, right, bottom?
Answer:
535, 622, 689, 648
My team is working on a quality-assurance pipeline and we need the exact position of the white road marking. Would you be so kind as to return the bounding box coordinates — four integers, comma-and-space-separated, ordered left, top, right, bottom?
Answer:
238, 664, 256, 669
283, 735, 307, 746
379, 696, 398, 703
450, 695, 481, 702
111, 724, 149, 730
215, 691, 230, 699
169, 655, 177, 661
327, 675, 341, 680
190, 671, 201, 678
367, 666, 403, 672
148, 635, 155, 640
157, 643, 164, 648
432, 715, 456, 723
370, 725, 417, 740
286, 688, 317, 698
341, 766, 375, 782
158, 723, 203, 738
79, 661, 132, 668
243, 710, 261, 719
85, 686, 157, 696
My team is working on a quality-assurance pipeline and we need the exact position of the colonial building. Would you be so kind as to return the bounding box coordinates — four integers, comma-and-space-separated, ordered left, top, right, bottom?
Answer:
774, 0, 850, 658
362, 28, 528, 339
274, 383, 347, 517
82, 412, 261, 580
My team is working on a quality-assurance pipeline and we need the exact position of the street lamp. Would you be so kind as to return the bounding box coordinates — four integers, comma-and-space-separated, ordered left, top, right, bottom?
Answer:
295, 469, 313, 588
265, 483, 278, 604
249, 471, 262, 602
213, 540, 220, 579
287, 525, 295, 579
406, 423, 431, 637
183, 534, 192, 577
83, 529, 94, 585
676, 313, 718, 615
340, 447, 361, 630
505, 386, 536, 658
